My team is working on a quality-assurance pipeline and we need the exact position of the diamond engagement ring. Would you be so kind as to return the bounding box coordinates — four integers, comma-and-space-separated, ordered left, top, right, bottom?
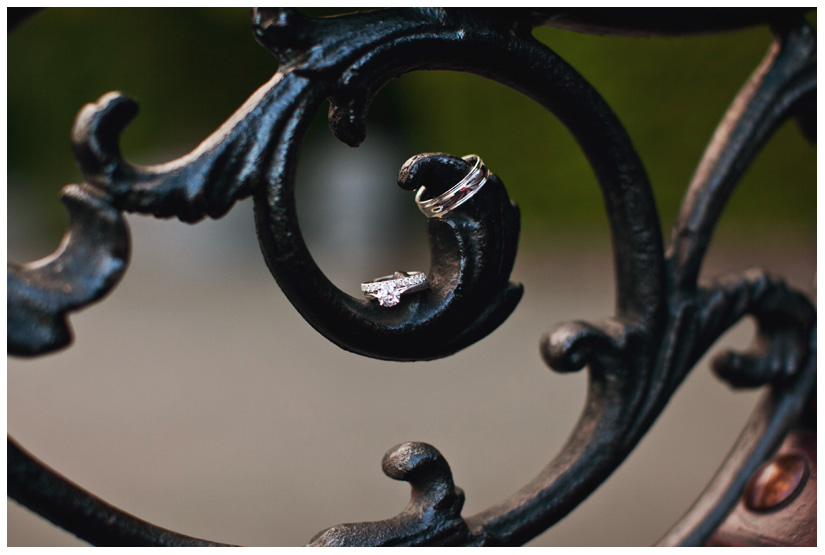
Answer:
415, 154, 489, 218
361, 271, 428, 307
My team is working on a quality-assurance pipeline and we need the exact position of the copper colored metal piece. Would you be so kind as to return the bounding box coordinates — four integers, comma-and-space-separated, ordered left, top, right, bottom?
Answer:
744, 454, 809, 512
706, 429, 816, 547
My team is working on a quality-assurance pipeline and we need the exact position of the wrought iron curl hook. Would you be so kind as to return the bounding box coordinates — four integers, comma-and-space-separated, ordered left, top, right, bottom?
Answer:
308, 442, 472, 546
65, 8, 523, 362
253, 7, 671, 546
256, 149, 523, 362
7, 184, 130, 356
252, 8, 525, 361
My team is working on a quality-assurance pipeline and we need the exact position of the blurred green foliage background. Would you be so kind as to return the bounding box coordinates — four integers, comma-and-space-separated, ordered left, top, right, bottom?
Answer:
8, 8, 815, 252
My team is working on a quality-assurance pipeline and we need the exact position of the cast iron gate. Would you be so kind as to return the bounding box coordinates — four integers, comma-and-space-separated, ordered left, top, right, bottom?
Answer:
7, 7, 816, 546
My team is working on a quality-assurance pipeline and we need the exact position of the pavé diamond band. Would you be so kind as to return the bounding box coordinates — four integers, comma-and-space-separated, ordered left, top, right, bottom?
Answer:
361, 271, 428, 307
415, 154, 489, 218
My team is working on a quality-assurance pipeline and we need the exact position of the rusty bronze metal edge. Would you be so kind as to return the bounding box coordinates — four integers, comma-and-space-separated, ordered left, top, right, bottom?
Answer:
657, 326, 816, 546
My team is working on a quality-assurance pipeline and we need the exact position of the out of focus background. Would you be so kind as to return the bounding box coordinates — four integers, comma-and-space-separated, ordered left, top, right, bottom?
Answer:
7, 8, 816, 547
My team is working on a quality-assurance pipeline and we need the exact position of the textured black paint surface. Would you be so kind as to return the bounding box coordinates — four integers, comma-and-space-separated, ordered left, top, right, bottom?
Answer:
7, 184, 129, 356
7, 8, 816, 547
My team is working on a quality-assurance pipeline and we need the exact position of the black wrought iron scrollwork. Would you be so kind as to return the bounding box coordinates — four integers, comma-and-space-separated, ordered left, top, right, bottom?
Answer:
308, 442, 472, 546
7, 184, 129, 357
8, 7, 815, 547
7, 438, 231, 547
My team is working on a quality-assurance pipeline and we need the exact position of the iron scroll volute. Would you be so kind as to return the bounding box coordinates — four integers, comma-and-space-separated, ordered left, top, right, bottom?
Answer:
7, 184, 130, 357
254, 147, 523, 361
251, 8, 526, 361
249, 7, 665, 363
64, 8, 664, 361
253, 7, 669, 546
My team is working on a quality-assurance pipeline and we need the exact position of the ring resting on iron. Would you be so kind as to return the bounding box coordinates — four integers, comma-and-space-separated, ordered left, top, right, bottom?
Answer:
361, 271, 429, 307
415, 154, 489, 218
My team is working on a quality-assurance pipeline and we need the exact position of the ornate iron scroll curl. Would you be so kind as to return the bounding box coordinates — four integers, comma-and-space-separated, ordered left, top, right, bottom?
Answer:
68, 9, 524, 361
246, 7, 666, 545
284, 9, 815, 546
248, 7, 663, 368
7, 184, 129, 356
8, 7, 816, 547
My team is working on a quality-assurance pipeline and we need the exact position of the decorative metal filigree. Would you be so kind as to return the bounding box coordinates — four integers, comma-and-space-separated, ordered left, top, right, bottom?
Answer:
7, 7, 815, 547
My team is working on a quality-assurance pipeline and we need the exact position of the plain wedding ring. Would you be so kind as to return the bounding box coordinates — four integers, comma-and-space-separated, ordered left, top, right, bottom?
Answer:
415, 154, 489, 218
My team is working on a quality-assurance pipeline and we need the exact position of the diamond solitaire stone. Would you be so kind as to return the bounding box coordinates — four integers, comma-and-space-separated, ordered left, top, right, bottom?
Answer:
375, 283, 401, 307
361, 271, 428, 307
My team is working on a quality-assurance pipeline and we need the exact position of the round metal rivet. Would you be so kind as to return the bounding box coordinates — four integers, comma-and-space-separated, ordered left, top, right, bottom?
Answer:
744, 453, 809, 512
